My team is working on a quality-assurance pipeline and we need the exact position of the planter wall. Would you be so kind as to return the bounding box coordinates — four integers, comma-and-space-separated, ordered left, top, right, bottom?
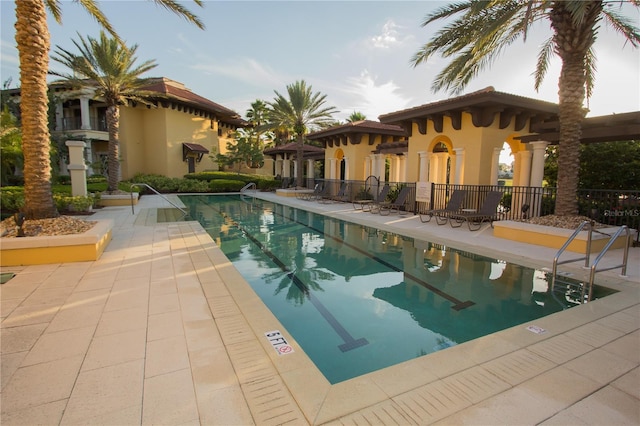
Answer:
493, 220, 635, 254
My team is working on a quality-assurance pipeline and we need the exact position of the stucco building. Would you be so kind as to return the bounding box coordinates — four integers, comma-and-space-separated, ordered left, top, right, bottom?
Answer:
20, 77, 247, 179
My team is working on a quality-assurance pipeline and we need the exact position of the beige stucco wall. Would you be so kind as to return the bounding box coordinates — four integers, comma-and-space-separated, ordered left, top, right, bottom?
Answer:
320, 111, 537, 185
119, 105, 223, 179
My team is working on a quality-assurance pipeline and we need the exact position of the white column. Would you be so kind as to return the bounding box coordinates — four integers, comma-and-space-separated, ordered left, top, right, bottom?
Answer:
66, 140, 88, 196
418, 151, 429, 182
306, 159, 315, 180
80, 96, 91, 130
398, 155, 407, 182
328, 158, 337, 179
390, 155, 400, 182
490, 147, 501, 186
375, 154, 386, 183
517, 150, 532, 187
293, 158, 299, 181
453, 148, 465, 185
529, 141, 549, 187
434, 152, 448, 184
343, 157, 350, 180
282, 157, 291, 178
428, 152, 438, 183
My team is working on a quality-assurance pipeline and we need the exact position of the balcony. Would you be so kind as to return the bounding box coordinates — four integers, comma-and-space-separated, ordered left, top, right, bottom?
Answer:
61, 116, 107, 132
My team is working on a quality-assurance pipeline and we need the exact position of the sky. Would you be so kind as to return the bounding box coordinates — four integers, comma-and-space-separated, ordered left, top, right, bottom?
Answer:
1, 0, 639, 126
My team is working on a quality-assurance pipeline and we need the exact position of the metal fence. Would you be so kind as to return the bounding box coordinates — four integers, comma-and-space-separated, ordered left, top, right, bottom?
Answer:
311, 178, 639, 243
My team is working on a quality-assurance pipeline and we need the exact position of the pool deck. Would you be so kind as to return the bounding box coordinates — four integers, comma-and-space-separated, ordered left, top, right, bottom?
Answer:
1, 192, 638, 425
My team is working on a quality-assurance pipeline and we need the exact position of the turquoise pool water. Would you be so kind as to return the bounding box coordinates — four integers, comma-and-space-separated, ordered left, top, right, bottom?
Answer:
178, 194, 614, 384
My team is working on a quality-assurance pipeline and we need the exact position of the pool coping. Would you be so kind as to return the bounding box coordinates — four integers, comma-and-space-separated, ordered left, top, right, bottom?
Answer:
170, 192, 639, 424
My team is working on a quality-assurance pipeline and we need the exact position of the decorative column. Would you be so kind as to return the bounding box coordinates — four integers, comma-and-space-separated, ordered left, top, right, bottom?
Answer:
282, 157, 291, 178
377, 154, 387, 183
490, 147, 501, 186
80, 96, 91, 130
398, 155, 407, 182
529, 141, 549, 187
328, 158, 337, 179
428, 153, 437, 183
418, 151, 429, 182
343, 157, 350, 180
453, 148, 465, 185
529, 141, 549, 217
306, 158, 315, 186
390, 155, 400, 182
433, 152, 448, 184
66, 140, 88, 196
517, 150, 532, 187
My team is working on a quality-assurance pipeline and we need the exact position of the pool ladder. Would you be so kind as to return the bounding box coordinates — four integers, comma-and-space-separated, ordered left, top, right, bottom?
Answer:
551, 221, 631, 303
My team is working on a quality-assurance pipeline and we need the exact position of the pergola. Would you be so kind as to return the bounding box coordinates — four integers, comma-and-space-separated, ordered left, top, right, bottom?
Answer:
517, 111, 640, 144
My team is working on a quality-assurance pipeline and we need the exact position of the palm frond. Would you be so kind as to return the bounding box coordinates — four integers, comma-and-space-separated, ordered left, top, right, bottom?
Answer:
534, 36, 555, 91
153, 0, 205, 30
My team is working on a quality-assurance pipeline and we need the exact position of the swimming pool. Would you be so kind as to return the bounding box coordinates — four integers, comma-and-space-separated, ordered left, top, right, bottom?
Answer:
178, 194, 614, 384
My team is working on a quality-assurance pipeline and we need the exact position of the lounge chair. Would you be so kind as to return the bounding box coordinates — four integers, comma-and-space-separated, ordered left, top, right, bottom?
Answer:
297, 183, 322, 201
420, 190, 467, 225
354, 184, 390, 212
449, 191, 504, 230
319, 182, 349, 203
377, 186, 411, 216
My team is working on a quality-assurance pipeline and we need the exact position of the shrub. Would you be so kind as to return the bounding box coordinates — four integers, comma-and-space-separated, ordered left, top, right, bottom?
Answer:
0, 187, 25, 212
177, 179, 210, 193
53, 194, 97, 212
209, 179, 246, 192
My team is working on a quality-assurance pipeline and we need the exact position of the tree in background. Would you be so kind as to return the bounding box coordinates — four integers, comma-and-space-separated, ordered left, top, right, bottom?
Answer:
12, 0, 203, 219
412, 1, 640, 216
267, 80, 337, 187
216, 128, 266, 172
346, 111, 367, 123
544, 141, 640, 190
51, 31, 158, 193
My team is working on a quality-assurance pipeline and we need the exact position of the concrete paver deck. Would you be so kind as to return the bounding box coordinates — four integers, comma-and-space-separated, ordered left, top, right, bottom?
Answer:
1, 193, 638, 425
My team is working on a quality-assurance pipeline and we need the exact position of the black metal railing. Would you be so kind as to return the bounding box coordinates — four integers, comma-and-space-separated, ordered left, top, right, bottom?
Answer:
308, 179, 638, 243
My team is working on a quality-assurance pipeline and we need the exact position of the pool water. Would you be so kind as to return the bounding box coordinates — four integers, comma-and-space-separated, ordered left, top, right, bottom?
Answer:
178, 194, 615, 384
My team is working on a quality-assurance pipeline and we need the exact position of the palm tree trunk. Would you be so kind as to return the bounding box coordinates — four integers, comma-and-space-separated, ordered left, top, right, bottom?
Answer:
296, 134, 304, 188
15, 0, 58, 219
551, 1, 601, 216
106, 105, 120, 192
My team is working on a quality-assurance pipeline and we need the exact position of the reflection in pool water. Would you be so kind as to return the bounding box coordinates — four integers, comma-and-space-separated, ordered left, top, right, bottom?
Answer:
178, 194, 615, 384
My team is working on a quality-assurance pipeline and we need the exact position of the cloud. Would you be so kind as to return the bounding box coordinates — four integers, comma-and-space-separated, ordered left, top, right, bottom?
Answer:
190, 57, 287, 90
367, 19, 413, 50
339, 70, 413, 120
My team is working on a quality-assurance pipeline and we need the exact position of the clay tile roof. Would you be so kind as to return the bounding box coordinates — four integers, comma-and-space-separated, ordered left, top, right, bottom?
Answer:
143, 78, 246, 125
378, 86, 558, 123
307, 120, 406, 140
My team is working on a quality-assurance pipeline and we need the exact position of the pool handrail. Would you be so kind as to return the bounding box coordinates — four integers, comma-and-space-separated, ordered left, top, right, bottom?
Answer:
129, 183, 187, 216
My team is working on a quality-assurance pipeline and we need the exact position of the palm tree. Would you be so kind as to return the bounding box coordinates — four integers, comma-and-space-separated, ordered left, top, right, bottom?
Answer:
267, 80, 337, 187
411, 1, 640, 216
346, 111, 367, 123
51, 31, 158, 192
13, 0, 203, 219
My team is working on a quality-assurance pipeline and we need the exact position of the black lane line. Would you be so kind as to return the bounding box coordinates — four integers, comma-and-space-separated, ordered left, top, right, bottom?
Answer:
193, 197, 369, 352
272, 207, 475, 311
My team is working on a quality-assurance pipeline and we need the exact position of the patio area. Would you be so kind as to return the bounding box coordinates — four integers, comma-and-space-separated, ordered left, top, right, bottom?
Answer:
1, 193, 638, 425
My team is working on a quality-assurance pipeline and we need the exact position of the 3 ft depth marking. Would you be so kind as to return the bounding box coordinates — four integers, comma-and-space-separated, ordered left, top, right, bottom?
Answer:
265, 330, 295, 355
